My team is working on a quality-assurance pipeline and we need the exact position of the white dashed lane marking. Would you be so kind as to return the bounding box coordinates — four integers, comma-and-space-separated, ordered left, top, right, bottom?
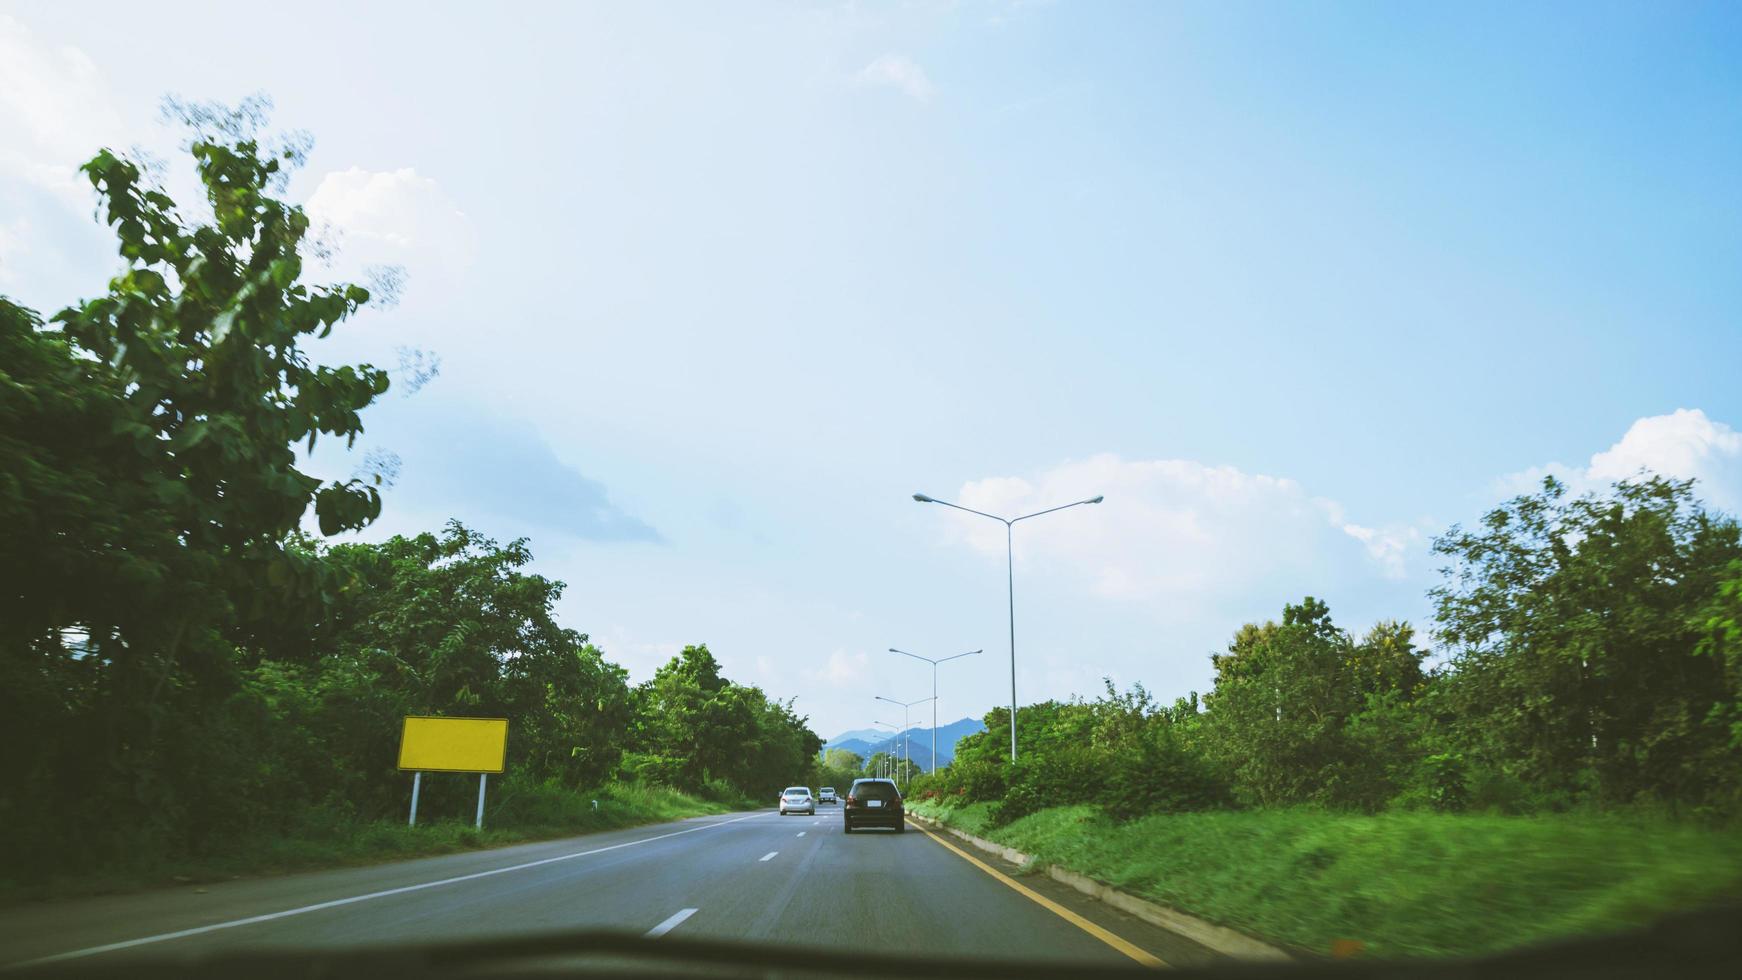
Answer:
645, 908, 697, 938
759, 851, 778, 862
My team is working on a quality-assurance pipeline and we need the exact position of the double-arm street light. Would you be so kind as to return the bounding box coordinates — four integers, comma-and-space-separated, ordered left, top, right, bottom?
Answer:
888, 648, 980, 772
874, 695, 935, 785
913, 491, 1104, 761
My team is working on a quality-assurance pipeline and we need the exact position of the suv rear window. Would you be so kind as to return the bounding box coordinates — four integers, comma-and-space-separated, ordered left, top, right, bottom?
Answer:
851, 780, 898, 801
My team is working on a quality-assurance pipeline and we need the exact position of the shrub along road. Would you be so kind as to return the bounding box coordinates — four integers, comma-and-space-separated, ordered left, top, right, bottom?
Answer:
908, 798, 1742, 959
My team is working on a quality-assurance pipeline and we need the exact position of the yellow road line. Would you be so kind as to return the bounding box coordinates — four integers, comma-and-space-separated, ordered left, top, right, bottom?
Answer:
908, 817, 1167, 968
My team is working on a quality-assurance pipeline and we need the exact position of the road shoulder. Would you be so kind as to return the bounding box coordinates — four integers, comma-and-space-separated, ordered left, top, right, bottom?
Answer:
906, 813, 1232, 968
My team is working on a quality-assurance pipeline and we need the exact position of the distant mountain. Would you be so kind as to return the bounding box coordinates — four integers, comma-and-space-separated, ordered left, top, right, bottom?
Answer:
821, 717, 987, 769
826, 728, 890, 746
825, 737, 877, 759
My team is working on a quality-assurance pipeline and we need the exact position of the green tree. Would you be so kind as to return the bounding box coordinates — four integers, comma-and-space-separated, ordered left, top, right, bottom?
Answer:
0, 118, 390, 874
634, 645, 739, 785
1693, 560, 1742, 807
631, 645, 821, 794
930, 684, 1227, 821
816, 749, 864, 796
1083, 681, 1230, 820
1432, 477, 1742, 808
1204, 598, 1427, 808
304, 523, 634, 807
823, 748, 864, 771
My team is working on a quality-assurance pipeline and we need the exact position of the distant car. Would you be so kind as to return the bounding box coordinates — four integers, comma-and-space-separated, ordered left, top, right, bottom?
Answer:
818, 787, 838, 805
842, 777, 903, 833
778, 786, 815, 816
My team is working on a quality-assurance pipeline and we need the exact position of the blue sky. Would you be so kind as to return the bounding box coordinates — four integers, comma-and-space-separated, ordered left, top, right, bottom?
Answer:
3, 1, 1740, 736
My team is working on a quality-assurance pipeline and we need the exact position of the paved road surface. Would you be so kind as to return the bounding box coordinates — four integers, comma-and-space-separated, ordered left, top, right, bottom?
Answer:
0, 809, 1222, 971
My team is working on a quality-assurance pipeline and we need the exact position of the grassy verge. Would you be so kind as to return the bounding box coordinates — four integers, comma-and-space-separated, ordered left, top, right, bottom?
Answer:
3, 781, 747, 905
908, 798, 1742, 959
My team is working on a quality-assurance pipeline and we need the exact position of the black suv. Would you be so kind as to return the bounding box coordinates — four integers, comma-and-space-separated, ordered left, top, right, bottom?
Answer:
842, 777, 904, 833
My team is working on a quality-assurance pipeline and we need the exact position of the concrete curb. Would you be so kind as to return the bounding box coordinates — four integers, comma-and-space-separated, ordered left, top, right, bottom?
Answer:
907, 811, 1292, 962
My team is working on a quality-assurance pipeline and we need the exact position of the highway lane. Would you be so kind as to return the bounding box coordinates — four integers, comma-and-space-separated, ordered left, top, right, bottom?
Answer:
0, 808, 1223, 970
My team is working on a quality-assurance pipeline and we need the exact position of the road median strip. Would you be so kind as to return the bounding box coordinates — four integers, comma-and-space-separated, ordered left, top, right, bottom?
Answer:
906, 811, 1290, 963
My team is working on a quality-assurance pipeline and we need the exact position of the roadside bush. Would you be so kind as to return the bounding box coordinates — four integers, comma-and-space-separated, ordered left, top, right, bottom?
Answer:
695, 777, 747, 806
1102, 728, 1232, 821
993, 744, 1108, 825
954, 757, 1009, 801
1388, 751, 1469, 812
903, 769, 949, 801
619, 751, 686, 786
1418, 753, 1470, 812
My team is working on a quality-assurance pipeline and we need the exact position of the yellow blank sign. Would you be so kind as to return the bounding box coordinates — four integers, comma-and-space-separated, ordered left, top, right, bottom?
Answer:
398, 716, 508, 773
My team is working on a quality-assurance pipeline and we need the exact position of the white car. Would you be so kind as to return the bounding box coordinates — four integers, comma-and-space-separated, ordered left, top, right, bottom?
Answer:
778, 786, 815, 815
817, 787, 838, 805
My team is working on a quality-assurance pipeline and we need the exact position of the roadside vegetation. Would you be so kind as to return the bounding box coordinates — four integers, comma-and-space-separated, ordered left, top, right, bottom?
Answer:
3, 98, 1739, 956
909, 477, 1742, 957
909, 801, 1742, 958
0, 104, 814, 900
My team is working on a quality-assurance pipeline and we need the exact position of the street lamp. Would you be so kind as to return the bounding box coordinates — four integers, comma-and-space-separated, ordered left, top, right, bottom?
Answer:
888, 648, 980, 772
913, 491, 1104, 761
870, 721, 898, 779
874, 695, 935, 786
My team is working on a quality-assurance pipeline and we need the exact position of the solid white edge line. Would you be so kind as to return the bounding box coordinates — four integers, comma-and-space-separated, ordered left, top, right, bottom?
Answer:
644, 907, 698, 938
758, 851, 778, 862
20, 811, 770, 966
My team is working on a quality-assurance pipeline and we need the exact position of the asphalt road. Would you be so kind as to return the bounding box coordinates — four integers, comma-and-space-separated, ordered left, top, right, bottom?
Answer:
0, 808, 1223, 972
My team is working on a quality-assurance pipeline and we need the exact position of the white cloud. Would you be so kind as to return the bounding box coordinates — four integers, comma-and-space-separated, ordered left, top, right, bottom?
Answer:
0, 15, 127, 204
936, 454, 1424, 612
304, 167, 477, 298
1499, 409, 1742, 514
590, 626, 681, 684
855, 54, 935, 102
1339, 521, 1421, 579
804, 649, 870, 689
0, 16, 140, 309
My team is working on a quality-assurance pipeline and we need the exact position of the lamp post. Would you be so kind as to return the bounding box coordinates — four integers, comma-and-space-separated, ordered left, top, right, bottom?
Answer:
870, 721, 898, 779
874, 695, 935, 786
913, 491, 1104, 761
888, 648, 980, 772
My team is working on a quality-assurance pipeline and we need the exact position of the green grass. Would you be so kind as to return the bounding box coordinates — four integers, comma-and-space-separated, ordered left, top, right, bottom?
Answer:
2, 781, 744, 905
908, 799, 1742, 959
909, 796, 999, 837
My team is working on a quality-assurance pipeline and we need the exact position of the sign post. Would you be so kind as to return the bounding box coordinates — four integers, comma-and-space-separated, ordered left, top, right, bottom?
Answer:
397, 716, 508, 829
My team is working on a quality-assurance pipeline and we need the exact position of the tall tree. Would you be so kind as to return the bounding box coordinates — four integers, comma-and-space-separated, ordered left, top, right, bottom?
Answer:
309, 522, 634, 803
1, 117, 391, 871
823, 748, 865, 772
1205, 598, 1425, 808
632, 645, 821, 793
1432, 477, 1742, 807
